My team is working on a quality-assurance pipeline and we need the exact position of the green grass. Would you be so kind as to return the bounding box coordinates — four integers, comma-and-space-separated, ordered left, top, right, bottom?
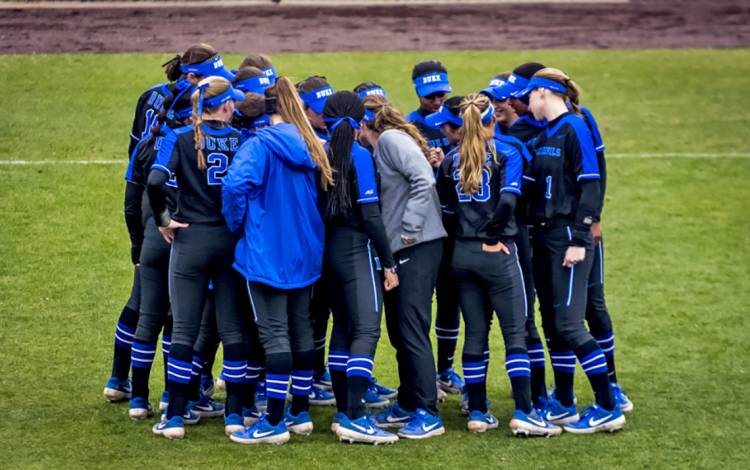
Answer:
1, 49, 749, 469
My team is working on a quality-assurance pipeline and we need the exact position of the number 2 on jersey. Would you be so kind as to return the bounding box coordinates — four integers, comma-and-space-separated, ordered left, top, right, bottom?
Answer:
453, 169, 491, 202
206, 153, 228, 185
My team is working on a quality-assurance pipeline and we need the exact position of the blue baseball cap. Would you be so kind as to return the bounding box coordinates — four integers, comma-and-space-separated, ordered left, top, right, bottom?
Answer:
487, 76, 507, 88
234, 75, 272, 95
413, 72, 452, 97
300, 85, 334, 114
425, 104, 463, 129
499, 73, 530, 98
357, 86, 387, 99
180, 55, 235, 81
481, 81, 515, 102
514, 77, 568, 98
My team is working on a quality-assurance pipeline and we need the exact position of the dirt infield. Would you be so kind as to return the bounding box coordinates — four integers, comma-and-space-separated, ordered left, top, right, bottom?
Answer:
1, 0, 749, 54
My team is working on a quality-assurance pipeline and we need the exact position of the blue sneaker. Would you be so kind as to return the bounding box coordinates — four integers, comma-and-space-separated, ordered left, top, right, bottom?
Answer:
437, 369, 464, 394
103, 377, 131, 402
314, 367, 333, 391
243, 406, 262, 427
308, 385, 336, 406
200, 374, 215, 398
533, 395, 549, 417
190, 395, 224, 418
370, 377, 397, 399
158, 390, 170, 411
467, 409, 499, 433
510, 408, 562, 437
611, 383, 633, 413
374, 402, 414, 429
563, 403, 625, 434
397, 408, 445, 439
230, 415, 290, 445
152, 415, 185, 439
128, 397, 154, 420
255, 382, 268, 412
337, 415, 399, 445
365, 386, 390, 409
161, 408, 201, 425
548, 387, 577, 405
284, 409, 314, 435
224, 413, 245, 436
330, 411, 347, 432
541, 397, 579, 425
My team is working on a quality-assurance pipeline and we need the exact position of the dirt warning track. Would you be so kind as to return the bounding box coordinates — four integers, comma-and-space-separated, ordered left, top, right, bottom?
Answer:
1, 1, 749, 54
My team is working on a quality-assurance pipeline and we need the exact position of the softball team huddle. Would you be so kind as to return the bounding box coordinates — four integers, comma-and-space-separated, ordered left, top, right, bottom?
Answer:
103, 42, 633, 445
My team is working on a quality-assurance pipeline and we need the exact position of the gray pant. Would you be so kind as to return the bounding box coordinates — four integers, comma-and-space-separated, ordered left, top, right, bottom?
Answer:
246, 282, 315, 355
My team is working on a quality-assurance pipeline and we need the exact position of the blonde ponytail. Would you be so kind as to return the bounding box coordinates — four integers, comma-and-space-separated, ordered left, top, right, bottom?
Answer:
458, 94, 495, 195
191, 76, 232, 171
362, 97, 431, 160
269, 77, 333, 190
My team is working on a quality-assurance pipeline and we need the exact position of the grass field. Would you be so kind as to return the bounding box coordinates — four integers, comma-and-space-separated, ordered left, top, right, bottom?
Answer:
1, 49, 749, 469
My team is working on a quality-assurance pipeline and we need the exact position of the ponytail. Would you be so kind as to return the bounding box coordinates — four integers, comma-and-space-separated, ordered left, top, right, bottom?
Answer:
268, 77, 333, 190
162, 54, 182, 82
362, 97, 431, 160
458, 94, 495, 195
191, 76, 232, 171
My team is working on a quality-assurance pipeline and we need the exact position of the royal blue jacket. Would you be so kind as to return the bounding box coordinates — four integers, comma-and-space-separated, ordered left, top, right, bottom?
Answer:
222, 122, 324, 289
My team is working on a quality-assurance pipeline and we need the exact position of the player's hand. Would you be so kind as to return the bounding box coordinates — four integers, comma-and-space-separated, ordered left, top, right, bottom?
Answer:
159, 220, 189, 244
591, 221, 602, 245
384, 270, 399, 291
482, 242, 510, 254
428, 147, 445, 168
563, 246, 586, 268
400, 234, 416, 246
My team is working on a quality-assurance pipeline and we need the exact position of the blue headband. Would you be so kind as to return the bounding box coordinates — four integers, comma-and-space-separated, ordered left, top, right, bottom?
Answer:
196, 82, 245, 116
358, 87, 387, 98
180, 55, 235, 81
362, 109, 375, 123
261, 66, 277, 82
413, 72, 452, 97
488, 77, 506, 88
514, 77, 568, 98
324, 116, 361, 132
235, 75, 272, 95
300, 86, 334, 114
165, 79, 195, 120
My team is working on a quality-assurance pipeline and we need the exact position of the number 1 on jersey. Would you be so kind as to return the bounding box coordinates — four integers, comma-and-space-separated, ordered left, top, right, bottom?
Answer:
545, 175, 552, 199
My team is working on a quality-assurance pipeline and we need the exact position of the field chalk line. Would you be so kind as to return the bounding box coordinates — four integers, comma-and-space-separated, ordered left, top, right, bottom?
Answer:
1, 153, 750, 165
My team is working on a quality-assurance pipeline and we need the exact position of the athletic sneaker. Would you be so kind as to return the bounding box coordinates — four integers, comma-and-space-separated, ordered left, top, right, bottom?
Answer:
284, 409, 314, 435
200, 374, 215, 398
509, 409, 562, 437
460, 392, 490, 417
308, 385, 336, 406
337, 415, 399, 445
314, 367, 333, 391
128, 397, 154, 420
224, 413, 245, 436
230, 416, 290, 445
158, 391, 170, 411
160, 409, 201, 425
190, 395, 224, 418
397, 408, 445, 440
331, 411, 346, 432
365, 386, 390, 409
563, 403, 625, 434
255, 382, 268, 412
215, 373, 226, 392
541, 397, 580, 425
373, 402, 414, 429
370, 377, 397, 399
548, 387, 577, 405
152, 416, 185, 440
243, 406, 262, 427
103, 377, 132, 402
437, 369, 465, 394
532, 395, 549, 417
467, 410, 499, 433
611, 383, 634, 413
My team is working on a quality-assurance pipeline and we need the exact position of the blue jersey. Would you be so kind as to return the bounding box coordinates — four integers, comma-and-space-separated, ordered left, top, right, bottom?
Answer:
151, 121, 241, 225
436, 140, 523, 241
222, 123, 325, 289
321, 142, 380, 228
526, 112, 600, 223
129, 83, 170, 158
408, 109, 452, 154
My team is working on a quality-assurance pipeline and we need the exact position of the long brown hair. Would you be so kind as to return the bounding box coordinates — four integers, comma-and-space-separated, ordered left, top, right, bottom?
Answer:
266, 77, 333, 190
191, 76, 232, 171
362, 96, 430, 160
533, 67, 583, 115
458, 94, 496, 195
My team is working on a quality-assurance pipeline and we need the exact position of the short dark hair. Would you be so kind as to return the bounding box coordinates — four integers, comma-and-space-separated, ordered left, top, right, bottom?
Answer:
412, 60, 447, 80
353, 81, 383, 94
296, 75, 330, 94
233, 66, 265, 83
239, 53, 273, 70
513, 62, 546, 79
444, 95, 464, 130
